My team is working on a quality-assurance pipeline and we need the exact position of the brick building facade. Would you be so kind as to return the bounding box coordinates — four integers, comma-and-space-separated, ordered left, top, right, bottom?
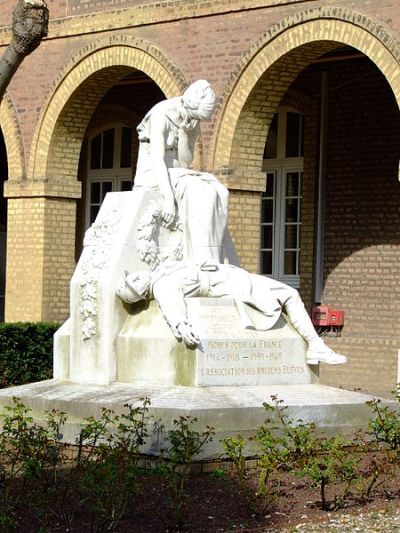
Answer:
0, 0, 399, 396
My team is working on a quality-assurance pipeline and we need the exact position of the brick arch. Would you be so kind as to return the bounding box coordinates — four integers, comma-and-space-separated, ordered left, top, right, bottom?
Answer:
29, 36, 187, 182
211, 8, 400, 171
0, 94, 25, 181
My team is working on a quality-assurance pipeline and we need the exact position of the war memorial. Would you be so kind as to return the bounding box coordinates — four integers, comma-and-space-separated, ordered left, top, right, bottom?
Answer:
0, 81, 392, 457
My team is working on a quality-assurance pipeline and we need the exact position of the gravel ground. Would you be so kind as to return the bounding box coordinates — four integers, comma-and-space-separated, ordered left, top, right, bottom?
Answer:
270, 508, 400, 532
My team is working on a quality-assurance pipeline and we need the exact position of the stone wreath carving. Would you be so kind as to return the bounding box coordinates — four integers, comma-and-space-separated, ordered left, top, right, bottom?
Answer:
136, 202, 183, 270
80, 247, 107, 340
83, 207, 120, 246
80, 206, 121, 340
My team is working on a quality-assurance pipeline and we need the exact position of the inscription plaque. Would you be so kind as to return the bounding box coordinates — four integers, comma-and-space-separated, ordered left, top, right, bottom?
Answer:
187, 298, 318, 386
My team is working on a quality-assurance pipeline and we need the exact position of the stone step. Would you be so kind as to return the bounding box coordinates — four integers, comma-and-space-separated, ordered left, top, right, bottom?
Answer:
0, 379, 395, 459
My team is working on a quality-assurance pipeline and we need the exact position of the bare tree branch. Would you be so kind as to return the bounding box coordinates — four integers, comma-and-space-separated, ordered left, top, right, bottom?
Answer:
0, 0, 49, 102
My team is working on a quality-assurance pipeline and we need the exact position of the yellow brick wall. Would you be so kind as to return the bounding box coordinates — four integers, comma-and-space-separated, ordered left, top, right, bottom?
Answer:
6, 198, 45, 321
42, 198, 77, 322
228, 190, 262, 274
6, 196, 76, 322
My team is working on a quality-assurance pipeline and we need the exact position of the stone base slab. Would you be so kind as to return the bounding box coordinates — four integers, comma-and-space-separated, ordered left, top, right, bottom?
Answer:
0, 380, 394, 459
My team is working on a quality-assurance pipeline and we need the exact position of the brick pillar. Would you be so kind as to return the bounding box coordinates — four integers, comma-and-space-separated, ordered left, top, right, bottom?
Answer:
4, 180, 81, 322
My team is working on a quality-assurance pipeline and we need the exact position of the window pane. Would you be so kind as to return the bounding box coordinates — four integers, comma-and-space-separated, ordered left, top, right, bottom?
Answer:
286, 172, 300, 196
90, 134, 101, 170
90, 182, 100, 204
120, 180, 132, 191
261, 251, 272, 275
285, 224, 297, 248
263, 114, 278, 159
265, 172, 275, 197
262, 225, 273, 249
262, 199, 273, 224
120, 127, 132, 168
286, 112, 302, 157
102, 129, 115, 169
284, 251, 297, 275
102, 181, 113, 198
285, 198, 298, 223
90, 205, 100, 224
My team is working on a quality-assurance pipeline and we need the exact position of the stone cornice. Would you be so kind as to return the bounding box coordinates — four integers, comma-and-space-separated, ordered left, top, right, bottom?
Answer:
4, 179, 82, 199
0, 0, 314, 46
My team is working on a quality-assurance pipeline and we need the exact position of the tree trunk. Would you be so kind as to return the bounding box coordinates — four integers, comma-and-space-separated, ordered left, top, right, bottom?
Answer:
0, 0, 49, 102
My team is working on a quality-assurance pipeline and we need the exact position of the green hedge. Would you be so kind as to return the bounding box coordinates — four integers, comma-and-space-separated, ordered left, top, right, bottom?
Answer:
0, 322, 59, 388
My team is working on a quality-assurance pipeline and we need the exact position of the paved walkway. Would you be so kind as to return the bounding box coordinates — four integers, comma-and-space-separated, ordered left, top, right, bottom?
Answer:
271, 508, 400, 532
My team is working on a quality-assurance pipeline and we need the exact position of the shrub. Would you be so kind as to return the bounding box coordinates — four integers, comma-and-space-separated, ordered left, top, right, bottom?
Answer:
224, 399, 295, 514
0, 322, 59, 387
225, 396, 364, 513
0, 397, 68, 529
367, 386, 400, 450
77, 399, 152, 531
158, 416, 215, 528
362, 386, 400, 497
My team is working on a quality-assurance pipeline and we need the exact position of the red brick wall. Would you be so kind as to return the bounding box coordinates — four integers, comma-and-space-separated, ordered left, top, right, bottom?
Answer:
0, 1, 399, 168
67, 0, 153, 16
0, 0, 67, 26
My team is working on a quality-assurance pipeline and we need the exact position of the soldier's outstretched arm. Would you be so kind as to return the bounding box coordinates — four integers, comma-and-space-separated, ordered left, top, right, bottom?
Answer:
152, 279, 200, 346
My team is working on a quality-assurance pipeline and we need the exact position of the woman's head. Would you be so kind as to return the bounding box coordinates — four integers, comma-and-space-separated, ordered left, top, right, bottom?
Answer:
182, 80, 216, 120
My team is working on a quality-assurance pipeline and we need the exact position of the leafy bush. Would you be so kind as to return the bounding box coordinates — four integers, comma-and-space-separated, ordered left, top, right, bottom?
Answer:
224, 399, 295, 514
294, 432, 362, 510
0, 322, 59, 387
362, 387, 400, 498
158, 416, 215, 528
0, 394, 398, 529
0, 397, 68, 529
77, 399, 151, 531
225, 396, 364, 513
367, 386, 400, 450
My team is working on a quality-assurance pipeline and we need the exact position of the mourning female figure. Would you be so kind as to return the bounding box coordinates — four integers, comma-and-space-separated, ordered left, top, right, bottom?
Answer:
134, 80, 232, 264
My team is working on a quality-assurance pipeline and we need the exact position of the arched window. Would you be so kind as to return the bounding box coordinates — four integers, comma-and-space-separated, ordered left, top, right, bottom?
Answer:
86, 124, 134, 227
261, 107, 304, 287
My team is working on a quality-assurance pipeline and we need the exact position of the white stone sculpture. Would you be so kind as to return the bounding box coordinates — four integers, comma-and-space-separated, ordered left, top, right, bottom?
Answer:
116, 260, 347, 366
134, 79, 232, 265
54, 80, 346, 387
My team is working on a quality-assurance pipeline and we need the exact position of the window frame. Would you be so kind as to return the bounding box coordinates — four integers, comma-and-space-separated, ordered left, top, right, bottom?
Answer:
261, 107, 304, 288
86, 123, 133, 228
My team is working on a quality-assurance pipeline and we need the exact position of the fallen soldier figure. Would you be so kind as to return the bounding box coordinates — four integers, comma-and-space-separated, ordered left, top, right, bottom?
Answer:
116, 260, 347, 366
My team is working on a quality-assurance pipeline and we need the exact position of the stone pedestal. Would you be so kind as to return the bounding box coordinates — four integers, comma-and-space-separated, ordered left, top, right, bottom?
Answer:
54, 190, 239, 385
118, 298, 318, 386
54, 191, 318, 388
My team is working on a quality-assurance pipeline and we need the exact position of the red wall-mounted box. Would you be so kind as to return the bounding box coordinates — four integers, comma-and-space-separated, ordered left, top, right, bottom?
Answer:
312, 305, 329, 326
312, 305, 345, 327
328, 308, 345, 326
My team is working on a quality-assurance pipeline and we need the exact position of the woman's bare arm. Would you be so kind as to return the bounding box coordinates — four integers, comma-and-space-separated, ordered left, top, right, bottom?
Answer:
177, 122, 199, 168
149, 112, 176, 225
